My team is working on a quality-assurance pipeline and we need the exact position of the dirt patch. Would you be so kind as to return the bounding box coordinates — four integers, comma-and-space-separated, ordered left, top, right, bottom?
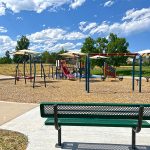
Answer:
0, 129, 28, 150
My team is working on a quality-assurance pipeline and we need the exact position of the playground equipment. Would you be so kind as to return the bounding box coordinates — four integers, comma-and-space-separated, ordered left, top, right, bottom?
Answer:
103, 63, 123, 81
57, 52, 86, 80
85, 53, 142, 93
60, 60, 75, 79
13, 50, 46, 88
90, 55, 123, 81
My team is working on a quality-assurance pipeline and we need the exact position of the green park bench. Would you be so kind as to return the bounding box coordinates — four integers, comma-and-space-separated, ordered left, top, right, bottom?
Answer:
40, 102, 150, 149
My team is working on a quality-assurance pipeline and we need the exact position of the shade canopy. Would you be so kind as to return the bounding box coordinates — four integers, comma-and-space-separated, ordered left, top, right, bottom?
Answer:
90, 55, 108, 59
12, 49, 40, 55
59, 52, 75, 58
59, 51, 86, 58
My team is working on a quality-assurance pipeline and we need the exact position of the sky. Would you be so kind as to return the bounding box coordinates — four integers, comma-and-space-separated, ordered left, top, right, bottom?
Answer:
0, 0, 150, 57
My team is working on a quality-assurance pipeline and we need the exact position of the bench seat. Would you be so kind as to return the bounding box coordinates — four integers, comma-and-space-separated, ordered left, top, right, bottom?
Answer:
45, 118, 150, 128
40, 102, 150, 149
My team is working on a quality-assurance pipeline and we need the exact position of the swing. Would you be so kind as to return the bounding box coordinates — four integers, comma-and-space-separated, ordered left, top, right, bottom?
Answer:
15, 64, 23, 81
24, 62, 34, 80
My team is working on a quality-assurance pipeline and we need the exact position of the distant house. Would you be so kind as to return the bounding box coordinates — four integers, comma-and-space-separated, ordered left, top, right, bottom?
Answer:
138, 50, 150, 65
127, 50, 150, 65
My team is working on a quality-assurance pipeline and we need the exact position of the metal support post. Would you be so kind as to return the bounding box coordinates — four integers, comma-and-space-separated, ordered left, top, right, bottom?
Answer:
132, 128, 136, 149
87, 54, 90, 93
132, 57, 135, 92
33, 61, 36, 88
29, 54, 32, 82
85, 56, 88, 91
139, 55, 142, 93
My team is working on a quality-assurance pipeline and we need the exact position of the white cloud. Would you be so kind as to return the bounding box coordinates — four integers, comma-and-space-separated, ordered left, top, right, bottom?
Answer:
16, 16, 23, 21
50, 42, 82, 52
70, 0, 86, 9
0, 26, 7, 33
122, 8, 150, 21
0, 0, 86, 14
0, 36, 16, 56
0, 2, 6, 16
79, 7, 150, 36
65, 32, 87, 40
26, 28, 86, 53
79, 22, 97, 32
28, 28, 66, 43
79, 21, 87, 31
28, 28, 86, 43
50, 42, 76, 52
104, 0, 114, 7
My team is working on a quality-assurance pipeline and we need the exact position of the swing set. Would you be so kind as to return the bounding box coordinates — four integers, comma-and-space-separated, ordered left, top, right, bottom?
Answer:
13, 50, 46, 88
85, 53, 142, 93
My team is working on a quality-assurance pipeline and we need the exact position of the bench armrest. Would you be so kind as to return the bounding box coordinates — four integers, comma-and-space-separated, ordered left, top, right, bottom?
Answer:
133, 106, 144, 133
54, 105, 59, 130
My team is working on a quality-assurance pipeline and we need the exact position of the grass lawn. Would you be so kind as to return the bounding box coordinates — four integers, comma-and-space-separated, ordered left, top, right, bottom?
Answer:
0, 129, 28, 150
0, 64, 150, 77
0, 64, 51, 76
91, 65, 150, 77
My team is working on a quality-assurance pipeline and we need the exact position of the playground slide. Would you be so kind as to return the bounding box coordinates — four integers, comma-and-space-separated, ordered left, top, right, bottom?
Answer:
61, 65, 75, 79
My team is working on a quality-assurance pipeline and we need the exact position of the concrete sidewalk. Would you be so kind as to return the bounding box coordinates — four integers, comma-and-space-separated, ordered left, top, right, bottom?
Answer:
1, 106, 150, 150
0, 101, 38, 125
0, 74, 14, 80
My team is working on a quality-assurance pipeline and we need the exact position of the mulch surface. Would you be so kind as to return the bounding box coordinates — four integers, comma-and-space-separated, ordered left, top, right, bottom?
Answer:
0, 77, 150, 104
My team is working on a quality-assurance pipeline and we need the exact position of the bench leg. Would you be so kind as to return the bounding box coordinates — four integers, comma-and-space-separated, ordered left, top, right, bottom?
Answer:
132, 128, 136, 149
55, 127, 62, 148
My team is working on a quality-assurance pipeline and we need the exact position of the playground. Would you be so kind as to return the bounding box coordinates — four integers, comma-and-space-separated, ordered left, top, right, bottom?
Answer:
1, 51, 150, 150
0, 76, 150, 104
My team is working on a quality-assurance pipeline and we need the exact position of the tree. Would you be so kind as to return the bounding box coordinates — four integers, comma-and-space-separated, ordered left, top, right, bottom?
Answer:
81, 37, 97, 68
5, 50, 10, 59
94, 37, 108, 67
58, 47, 68, 54
81, 33, 130, 68
41, 51, 51, 63
81, 37, 96, 53
16, 35, 30, 50
106, 33, 129, 67
0, 51, 12, 64
0, 57, 12, 64
13, 35, 30, 63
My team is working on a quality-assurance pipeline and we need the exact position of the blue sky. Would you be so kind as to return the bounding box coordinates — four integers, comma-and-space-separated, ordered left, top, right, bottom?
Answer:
0, 0, 150, 56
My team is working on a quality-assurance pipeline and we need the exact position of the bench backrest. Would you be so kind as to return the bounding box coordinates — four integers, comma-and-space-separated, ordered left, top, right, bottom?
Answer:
40, 102, 150, 120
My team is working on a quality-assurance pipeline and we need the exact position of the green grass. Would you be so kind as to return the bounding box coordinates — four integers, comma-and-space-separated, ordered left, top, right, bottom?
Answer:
0, 64, 150, 77
0, 129, 28, 150
0, 64, 52, 76
91, 66, 150, 77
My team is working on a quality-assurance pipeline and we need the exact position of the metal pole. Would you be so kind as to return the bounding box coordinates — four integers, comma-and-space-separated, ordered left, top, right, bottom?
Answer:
33, 61, 36, 88
79, 57, 82, 81
23, 61, 25, 78
87, 54, 90, 93
52, 65, 54, 79
41, 61, 42, 78
48, 65, 50, 79
139, 55, 142, 93
132, 57, 136, 92
85, 55, 88, 91
132, 128, 136, 149
56, 66, 58, 79
29, 54, 32, 82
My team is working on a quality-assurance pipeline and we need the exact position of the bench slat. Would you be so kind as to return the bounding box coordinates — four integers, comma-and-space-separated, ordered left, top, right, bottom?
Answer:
45, 118, 150, 128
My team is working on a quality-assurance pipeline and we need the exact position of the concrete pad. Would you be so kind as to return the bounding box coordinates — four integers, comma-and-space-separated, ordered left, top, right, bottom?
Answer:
1, 107, 150, 150
0, 75, 14, 80
0, 101, 38, 125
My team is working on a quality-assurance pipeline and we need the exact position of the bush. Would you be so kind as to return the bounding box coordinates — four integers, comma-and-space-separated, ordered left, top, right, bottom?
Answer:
0, 57, 12, 64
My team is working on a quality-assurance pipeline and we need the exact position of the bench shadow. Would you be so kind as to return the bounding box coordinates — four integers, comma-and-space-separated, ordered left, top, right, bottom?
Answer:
62, 142, 150, 150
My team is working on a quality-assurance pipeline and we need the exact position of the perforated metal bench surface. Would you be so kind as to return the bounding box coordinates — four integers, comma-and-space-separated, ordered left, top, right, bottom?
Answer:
40, 102, 150, 149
